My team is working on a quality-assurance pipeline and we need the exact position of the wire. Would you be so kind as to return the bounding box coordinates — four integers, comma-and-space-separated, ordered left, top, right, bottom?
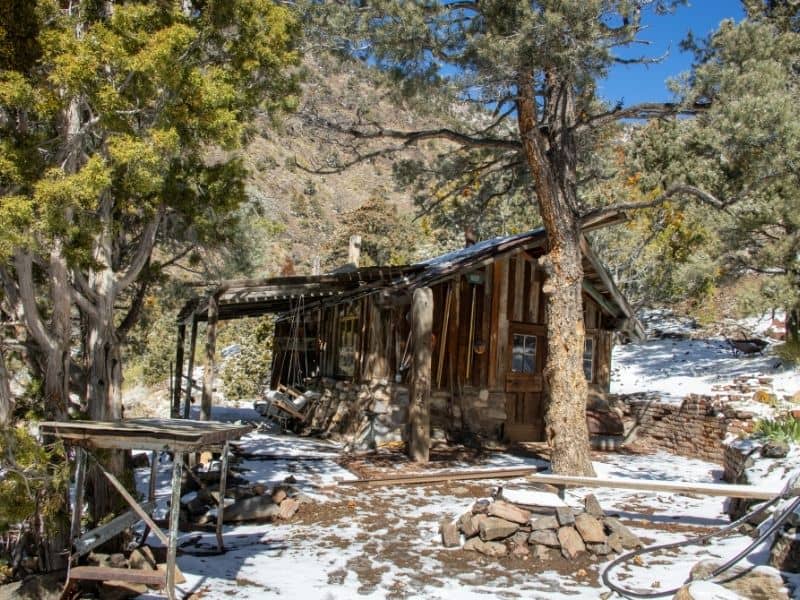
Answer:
601, 493, 793, 598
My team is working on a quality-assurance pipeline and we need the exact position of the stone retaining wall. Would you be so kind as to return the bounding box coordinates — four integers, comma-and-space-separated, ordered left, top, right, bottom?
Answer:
613, 393, 756, 464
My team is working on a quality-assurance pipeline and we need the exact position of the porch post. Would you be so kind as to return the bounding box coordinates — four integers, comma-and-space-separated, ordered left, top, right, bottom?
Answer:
201, 294, 218, 421
171, 324, 186, 418
409, 287, 432, 462
183, 317, 198, 419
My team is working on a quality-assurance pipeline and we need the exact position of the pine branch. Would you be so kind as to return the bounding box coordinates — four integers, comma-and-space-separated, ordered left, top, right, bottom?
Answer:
575, 101, 710, 133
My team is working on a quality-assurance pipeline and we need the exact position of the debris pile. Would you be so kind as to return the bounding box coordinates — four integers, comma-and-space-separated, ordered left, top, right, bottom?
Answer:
441, 491, 642, 562
180, 459, 311, 527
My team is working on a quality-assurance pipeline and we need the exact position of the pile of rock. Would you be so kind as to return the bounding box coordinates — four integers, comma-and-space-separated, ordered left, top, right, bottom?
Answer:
181, 465, 310, 526
441, 492, 641, 561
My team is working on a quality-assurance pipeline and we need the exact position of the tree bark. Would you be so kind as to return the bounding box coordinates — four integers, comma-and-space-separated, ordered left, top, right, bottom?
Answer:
0, 344, 13, 427
517, 72, 595, 476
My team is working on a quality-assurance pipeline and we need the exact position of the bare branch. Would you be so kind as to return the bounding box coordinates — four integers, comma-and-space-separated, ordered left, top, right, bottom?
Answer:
114, 211, 162, 292
580, 184, 730, 222
575, 101, 709, 133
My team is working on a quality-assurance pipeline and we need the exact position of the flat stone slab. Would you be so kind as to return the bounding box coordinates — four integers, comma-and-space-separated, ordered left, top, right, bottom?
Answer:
530, 515, 559, 531
528, 529, 560, 547
464, 537, 508, 557
488, 500, 531, 524
555, 506, 576, 526
479, 517, 519, 541
557, 526, 586, 559
575, 513, 606, 544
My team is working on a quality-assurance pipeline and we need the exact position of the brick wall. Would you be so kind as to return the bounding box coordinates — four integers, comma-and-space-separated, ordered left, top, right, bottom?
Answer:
613, 393, 756, 464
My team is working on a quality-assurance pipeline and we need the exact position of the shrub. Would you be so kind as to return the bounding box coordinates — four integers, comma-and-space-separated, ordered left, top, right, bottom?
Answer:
752, 415, 800, 444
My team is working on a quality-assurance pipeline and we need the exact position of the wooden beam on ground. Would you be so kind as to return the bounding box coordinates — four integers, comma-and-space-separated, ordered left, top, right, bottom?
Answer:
409, 287, 433, 463
74, 501, 156, 557
201, 294, 218, 421
340, 466, 542, 487
526, 473, 781, 500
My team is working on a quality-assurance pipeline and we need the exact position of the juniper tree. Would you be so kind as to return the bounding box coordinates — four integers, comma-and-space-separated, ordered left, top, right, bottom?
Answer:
304, 0, 750, 475
0, 0, 300, 547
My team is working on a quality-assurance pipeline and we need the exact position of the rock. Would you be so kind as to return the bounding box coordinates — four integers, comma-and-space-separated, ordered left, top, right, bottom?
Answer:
771, 529, 800, 572
284, 475, 297, 484
272, 488, 287, 504
0, 572, 63, 600
575, 513, 606, 544
689, 560, 789, 599
99, 581, 149, 600
761, 440, 789, 458
607, 532, 624, 554
463, 537, 508, 557
586, 541, 612, 555
555, 506, 575, 526
277, 497, 300, 520
604, 517, 641, 549
673, 581, 745, 600
528, 529, 560, 547
441, 520, 460, 548
109, 553, 128, 569
128, 545, 157, 571
557, 526, 586, 559
472, 499, 491, 514
459, 512, 485, 538
488, 500, 531, 524
224, 495, 279, 522
252, 483, 267, 496
530, 515, 559, 531
155, 563, 186, 586
584, 494, 604, 518
532, 544, 551, 561
479, 517, 519, 541
508, 531, 530, 557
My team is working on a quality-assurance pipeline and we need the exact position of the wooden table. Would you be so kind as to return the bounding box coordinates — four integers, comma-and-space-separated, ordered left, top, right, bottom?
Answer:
40, 418, 252, 600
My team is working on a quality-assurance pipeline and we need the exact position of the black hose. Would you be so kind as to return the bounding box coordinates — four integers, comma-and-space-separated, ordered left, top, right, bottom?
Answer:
600, 493, 792, 599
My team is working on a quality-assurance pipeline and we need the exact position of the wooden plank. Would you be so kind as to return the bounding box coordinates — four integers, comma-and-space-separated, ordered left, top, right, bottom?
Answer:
512, 257, 525, 322
436, 284, 452, 389
74, 501, 156, 557
216, 441, 229, 552
340, 466, 541, 487
488, 258, 508, 389
480, 265, 492, 385
172, 324, 186, 419
526, 474, 780, 500
201, 294, 218, 421
70, 447, 87, 541
495, 258, 510, 386
68, 565, 166, 587
166, 453, 184, 600
528, 263, 540, 324
183, 318, 198, 419
100, 468, 169, 546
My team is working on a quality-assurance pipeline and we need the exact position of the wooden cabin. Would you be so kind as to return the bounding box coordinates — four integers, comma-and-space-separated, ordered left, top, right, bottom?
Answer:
176, 224, 642, 444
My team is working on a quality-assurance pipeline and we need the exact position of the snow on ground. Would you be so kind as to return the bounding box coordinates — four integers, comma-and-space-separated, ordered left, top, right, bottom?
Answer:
132, 406, 794, 599
611, 311, 799, 403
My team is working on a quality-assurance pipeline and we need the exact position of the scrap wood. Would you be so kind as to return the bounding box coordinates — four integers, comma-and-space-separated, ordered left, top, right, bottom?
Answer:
527, 473, 780, 500
338, 466, 543, 487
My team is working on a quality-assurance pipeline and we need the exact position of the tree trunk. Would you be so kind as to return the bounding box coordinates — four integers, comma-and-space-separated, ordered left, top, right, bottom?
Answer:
0, 345, 12, 427
517, 73, 595, 476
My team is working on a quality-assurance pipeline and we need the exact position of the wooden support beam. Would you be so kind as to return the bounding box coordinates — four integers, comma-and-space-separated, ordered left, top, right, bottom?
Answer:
201, 294, 218, 421
582, 279, 620, 318
172, 324, 186, 418
99, 467, 169, 546
409, 287, 433, 463
183, 318, 198, 419
526, 473, 780, 500
70, 447, 87, 542
166, 452, 183, 600
340, 466, 542, 487
216, 441, 230, 552
436, 284, 452, 389
512, 257, 525, 322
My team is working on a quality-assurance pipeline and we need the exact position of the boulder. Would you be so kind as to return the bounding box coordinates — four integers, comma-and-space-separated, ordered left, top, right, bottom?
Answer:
584, 494, 604, 518
441, 521, 460, 548
224, 495, 279, 522
555, 506, 576, 526
488, 500, 531, 524
277, 497, 300, 520
479, 517, 519, 541
530, 515, 559, 531
604, 517, 641, 549
472, 499, 491, 514
761, 440, 789, 459
575, 513, 606, 544
586, 541, 612, 555
528, 529, 560, 548
458, 512, 483, 538
532, 543, 551, 561
689, 560, 789, 600
463, 537, 508, 557
557, 526, 586, 559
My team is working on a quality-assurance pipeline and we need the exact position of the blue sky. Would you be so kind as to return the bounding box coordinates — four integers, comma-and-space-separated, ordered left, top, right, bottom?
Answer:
599, 1, 745, 105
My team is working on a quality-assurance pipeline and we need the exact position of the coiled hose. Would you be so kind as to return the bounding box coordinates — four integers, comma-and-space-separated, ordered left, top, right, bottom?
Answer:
601, 492, 800, 599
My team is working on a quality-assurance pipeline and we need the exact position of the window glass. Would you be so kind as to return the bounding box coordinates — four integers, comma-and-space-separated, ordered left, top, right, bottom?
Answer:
511, 333, 537, 374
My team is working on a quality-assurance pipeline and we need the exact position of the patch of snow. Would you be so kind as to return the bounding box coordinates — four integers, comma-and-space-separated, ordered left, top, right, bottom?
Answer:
501, 488, 567, 507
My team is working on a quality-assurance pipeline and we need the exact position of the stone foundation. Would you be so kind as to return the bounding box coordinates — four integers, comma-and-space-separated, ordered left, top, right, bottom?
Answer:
613, 393, 756, 464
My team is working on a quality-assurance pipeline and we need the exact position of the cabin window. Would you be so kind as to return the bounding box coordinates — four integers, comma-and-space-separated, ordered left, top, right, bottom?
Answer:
511, 333, 537, 374
338, 310, 358, 377
583, 337, 594, 381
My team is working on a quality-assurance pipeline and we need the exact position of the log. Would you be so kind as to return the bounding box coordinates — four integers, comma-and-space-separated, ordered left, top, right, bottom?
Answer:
201, 294, 218, 421
409, 287, 433, 462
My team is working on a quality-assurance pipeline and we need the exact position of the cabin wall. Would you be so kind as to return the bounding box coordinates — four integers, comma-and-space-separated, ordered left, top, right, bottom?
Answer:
267, 251, 619, 444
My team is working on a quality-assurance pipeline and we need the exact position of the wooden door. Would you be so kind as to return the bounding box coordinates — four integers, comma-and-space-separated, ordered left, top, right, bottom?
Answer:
504, 323, 547, 442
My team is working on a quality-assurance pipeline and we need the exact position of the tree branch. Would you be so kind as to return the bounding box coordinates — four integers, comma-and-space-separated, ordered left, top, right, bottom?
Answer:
575, 101, 709, 133
580, 184, 731, 222
7, 252, 55, 351
114, 211, 162, 292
